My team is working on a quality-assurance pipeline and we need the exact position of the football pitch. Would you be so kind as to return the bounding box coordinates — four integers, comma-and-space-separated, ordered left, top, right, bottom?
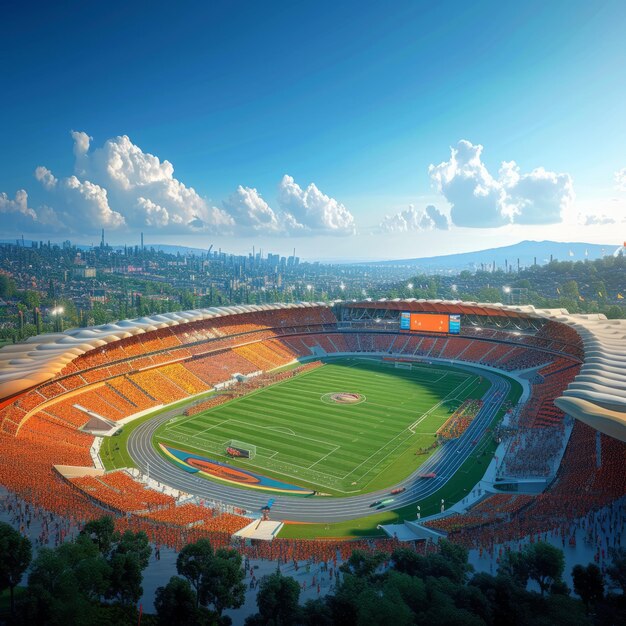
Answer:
154, 358, 490, 495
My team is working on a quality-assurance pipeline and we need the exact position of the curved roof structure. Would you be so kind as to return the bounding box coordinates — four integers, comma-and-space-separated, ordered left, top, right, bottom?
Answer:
1, 299, 625, 441
0, 302, 325, 399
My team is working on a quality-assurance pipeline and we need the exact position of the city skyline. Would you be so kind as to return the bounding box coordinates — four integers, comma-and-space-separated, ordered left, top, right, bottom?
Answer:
1, 1, 625, 260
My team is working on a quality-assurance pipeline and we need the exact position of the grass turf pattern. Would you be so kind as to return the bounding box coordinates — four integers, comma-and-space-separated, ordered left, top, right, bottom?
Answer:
154, 358, 490, 496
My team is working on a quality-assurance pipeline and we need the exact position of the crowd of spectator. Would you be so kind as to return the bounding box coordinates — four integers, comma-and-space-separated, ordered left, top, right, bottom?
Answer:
69, 470, 175, 514
4, 305, 623, 574
437, 399, 484, 441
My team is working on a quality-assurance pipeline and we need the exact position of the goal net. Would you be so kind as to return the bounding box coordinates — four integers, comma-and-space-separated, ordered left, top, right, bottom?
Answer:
225, 440, 257, 459
394, 361, 413, 370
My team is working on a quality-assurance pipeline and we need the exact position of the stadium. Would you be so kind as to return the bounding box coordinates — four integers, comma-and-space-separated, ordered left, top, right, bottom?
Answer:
0, 300, 625, 556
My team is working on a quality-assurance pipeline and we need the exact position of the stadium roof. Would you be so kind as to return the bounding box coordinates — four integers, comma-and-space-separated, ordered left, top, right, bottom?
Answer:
0, 302, 325, 399
0, 300, 625, 442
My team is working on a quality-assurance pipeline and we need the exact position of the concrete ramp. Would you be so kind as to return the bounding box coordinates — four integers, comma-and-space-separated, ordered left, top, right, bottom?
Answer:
379, 520, 444, 543
234, 519, 284, 540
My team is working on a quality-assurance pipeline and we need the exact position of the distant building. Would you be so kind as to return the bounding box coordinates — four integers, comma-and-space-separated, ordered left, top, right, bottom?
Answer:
73, 267, 96, 279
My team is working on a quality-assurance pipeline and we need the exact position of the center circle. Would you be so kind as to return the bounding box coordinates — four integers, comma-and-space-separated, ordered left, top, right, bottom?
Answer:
321, 391, 365, 405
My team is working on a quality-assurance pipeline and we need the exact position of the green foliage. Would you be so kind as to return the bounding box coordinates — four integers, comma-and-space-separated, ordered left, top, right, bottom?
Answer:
155, 576, 202, 626
500, 542, 565, 595
606, 547, 626, 594
80, 516, 115, 554
0, 274, 16, 298
572, 564, 604, 608
176, 540, 245, 617
177, 538, 214, 606
251, 571, 301, 626
300, 597, 333, 626
200, 548, 246, 616
526, 542, 565, 595
339, 550, 386, 580
15, 517, 150, 624
477, 286, 504, 303
0, 522, 32, 615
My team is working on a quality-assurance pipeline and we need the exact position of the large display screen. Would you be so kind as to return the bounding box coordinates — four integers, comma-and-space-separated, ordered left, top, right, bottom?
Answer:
400, 312, 461, 334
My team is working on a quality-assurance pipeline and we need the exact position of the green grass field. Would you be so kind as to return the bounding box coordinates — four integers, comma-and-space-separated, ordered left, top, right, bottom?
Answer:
154, 358, 491, 496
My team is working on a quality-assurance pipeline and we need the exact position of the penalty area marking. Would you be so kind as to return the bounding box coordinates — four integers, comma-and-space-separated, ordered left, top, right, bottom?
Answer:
408, 374, 478, 434
257, 425, 296, 436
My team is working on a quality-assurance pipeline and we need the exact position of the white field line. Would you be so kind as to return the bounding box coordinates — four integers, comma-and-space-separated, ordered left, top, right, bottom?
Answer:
340, 423, 417, 481
162, 362, 480, 493
190, 418, 340, 454
307, 445, 341, 469
167, 418, 230, 439
356, 377, 483, 489
257, 425, 296, 436
336, 373, 480, 490
408, 374, 477, 434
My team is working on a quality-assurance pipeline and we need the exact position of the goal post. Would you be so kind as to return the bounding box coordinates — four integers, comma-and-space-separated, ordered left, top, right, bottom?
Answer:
225, 440, 257, 459
394, 361, 413, 370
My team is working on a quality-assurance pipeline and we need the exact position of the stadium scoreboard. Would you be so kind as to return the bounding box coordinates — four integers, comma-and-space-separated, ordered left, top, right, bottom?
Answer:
400, 312, 461, 334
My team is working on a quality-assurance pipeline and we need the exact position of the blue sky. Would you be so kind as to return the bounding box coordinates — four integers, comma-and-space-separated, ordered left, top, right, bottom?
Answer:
1, 0, 625, 259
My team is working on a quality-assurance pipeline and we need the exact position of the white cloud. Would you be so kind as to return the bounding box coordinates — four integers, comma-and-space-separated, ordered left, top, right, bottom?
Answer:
0, 190, 36, 221
0, 189, 63, 232
71, 130, 91, 157
429, 140, 574, 228
278, 175, 356, 235
424, 204, 449, 230
62, 175, 126, 228
379, 204, 449, 233
31, 132, 234, 234
615, 167, 626, 192
78, 134, 234, 232
34, 166, 58, 190
134, 197, 171, 228
222, 186, 283, 233
503, 163, 574, 225
581, 214, 616, 226
7, 131, 358, 238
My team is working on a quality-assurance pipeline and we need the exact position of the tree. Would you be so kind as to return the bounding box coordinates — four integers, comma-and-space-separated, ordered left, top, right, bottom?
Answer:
561, 280, 580, 299
339, 549, 386, 580
470, 572, 532, 626
200, 548, 246, 617
326, 571, 370, 626
439, 540, 473, 583
392, 547, 427, 577
355, 584, 413, 626
0, 274, 15, 298
177, 538, 214, 608
572, 564, 604, 609
383, 571, 426, 615
499, 550, 531, 589
0, 522, 32, 615
19, 290, 40, 309
155, 576, 200, 626
56, 536, 111, 602
526, 543, 565, 595
80, 516, 115, 554
106, 530, 151, 605
477, 286, 503, 303
26, 544, 100, 624
300, 598, 333, 626
606, 547, 626, 594
107, 551, 145, 605
255, 572, 301, 626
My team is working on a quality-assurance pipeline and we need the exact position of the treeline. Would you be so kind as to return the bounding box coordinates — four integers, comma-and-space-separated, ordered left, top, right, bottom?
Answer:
399, 255, 626, 318
1, 517, 625, 625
